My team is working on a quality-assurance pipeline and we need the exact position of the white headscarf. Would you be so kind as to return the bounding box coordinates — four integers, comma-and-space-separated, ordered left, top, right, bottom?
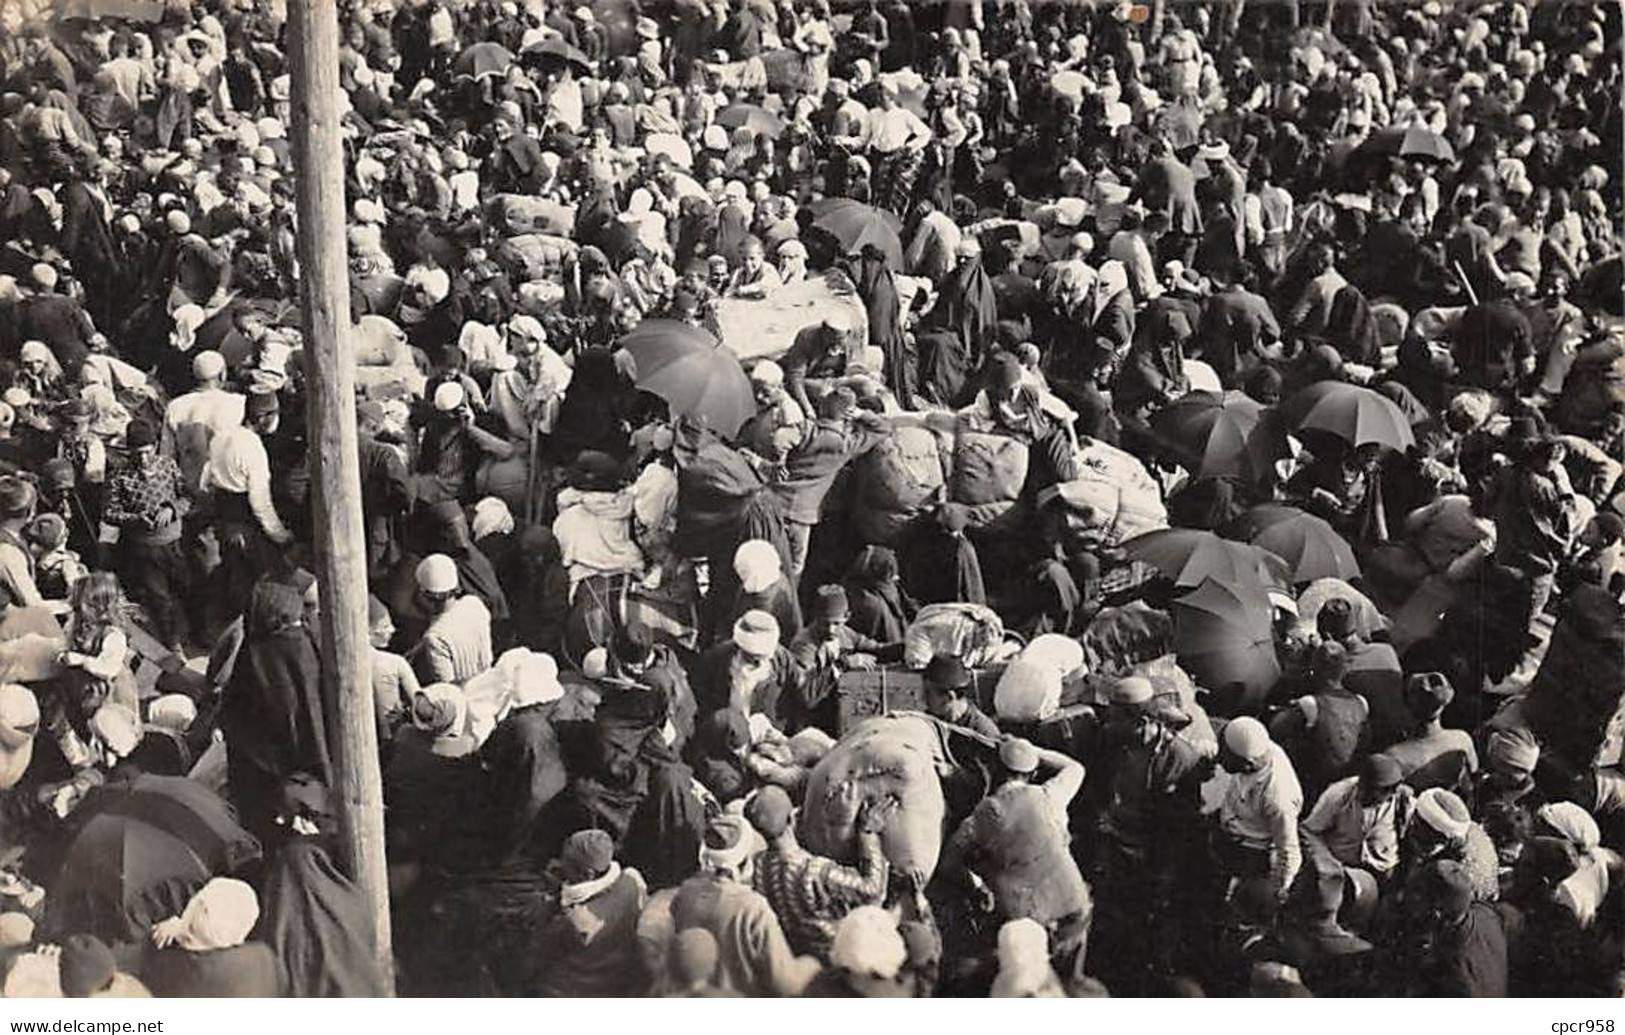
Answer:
471, 497, 515, 541
150, 878, 259, 952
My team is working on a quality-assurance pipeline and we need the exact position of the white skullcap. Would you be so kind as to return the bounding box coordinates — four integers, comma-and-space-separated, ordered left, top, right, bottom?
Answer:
433, 381, 466, 412
749, 360, 785, 386
415, 553, 459, 595
147, 694, 198, 732
1222, 716, 1270, 762
191, 350, 226, 381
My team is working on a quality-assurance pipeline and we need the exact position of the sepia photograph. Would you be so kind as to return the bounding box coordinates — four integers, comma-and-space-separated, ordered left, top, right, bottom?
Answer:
0, 0, 1619, 1011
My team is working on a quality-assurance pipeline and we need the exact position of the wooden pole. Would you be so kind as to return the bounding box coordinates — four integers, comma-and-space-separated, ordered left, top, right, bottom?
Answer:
287, 0, 395, 993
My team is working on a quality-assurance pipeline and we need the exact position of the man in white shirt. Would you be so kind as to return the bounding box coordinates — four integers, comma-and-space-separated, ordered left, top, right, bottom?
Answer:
204, 390, 292, 615
724, 238, 783, 299
1209, 717, 1304, 917
164, 350, 245, 493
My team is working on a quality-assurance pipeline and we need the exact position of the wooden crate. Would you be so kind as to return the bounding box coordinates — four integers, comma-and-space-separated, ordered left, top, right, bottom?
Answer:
836, 666, 1003, 734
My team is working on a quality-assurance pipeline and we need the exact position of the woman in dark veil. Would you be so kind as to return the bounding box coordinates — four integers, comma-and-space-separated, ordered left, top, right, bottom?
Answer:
222, 581, 332, 840
256, 775, 388, 997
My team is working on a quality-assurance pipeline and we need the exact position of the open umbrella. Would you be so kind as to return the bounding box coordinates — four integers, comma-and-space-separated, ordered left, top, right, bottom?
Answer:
1243, 506, 1361, 583
618, 320, 755, 436
45, 774, 262, 945
1352, 125, 1456, 165
1122, 528, 1291, 589
454, 42, 514, 80
808, 198, 904, 269
715, 103, 785, 139
522, 36, 593, 74
1280, 380, 1415, 452
1152, 389, 1288, 483
1171, 577, 1282, 703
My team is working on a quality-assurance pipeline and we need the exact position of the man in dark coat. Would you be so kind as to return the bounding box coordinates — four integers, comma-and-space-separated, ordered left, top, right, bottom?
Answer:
15, 266, 96, 374
1197, 272, 1281, 388
58, 161, 119, 331
1131, 138, 1202, 266
1406, 860, 1513, 997
357, 403, 412, 584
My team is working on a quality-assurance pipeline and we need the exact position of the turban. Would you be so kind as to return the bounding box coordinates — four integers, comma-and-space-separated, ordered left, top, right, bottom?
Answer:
733, 540, 781, 594
732, 610, 780, 656
830, 906, 907, 980
1415, 788, 1471, 842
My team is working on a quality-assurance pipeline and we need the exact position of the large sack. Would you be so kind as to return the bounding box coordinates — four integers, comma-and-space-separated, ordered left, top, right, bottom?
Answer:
952, 428, 1029, 506
1079, 601, 1174, 675
476, 451, 531, 515
850, 426, 947, 544
490, 194, 576, 236
0, 632, 66, 683
353, 314, 411, 367
495, 233, 575, 282
800, 714, 949, 878
993, 634, 1086, 723
902, 603, 1008, 670
673, 441, 782, 560
711, 273, 869, 363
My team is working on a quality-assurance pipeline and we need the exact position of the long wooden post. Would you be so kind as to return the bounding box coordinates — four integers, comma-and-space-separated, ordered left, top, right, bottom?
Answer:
287, 0, 395, 992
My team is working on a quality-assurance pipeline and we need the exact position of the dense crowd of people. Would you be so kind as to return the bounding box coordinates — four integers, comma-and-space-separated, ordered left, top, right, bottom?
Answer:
0, 0, 1620, 1000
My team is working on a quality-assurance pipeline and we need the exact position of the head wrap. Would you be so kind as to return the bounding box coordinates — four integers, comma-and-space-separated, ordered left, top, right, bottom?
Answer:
89, 704, 140, 759
750, 360, 785, 387
732, 610, 780, 656
733, 540, 782, 594
829, 906, 907, 980
507, 650, 564, 708
1485, 727, 1539, 778
698, 815, 753, 872
150, 878, 260, 952
991, 918, 1056, 997
471, 497, 514, 541
1415, 788, 1471, 842
1537, 802, 1601, 853
411, 683, 467, 737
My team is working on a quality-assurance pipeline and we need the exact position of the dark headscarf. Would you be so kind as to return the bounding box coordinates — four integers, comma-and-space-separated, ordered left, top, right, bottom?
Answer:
421, 501, 511, 623
256, 779, 388, 997
845, 545, 916, 642
853, 246, 910, 401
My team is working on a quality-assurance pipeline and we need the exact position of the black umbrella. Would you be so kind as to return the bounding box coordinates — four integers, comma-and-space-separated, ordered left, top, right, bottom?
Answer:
45, 774, 261, 945
523, 36, 594, 75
